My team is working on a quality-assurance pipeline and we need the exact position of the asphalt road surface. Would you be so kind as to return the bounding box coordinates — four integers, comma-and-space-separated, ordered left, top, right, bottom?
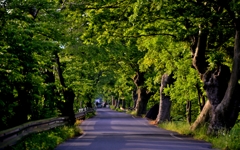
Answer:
55, 108, 213, 150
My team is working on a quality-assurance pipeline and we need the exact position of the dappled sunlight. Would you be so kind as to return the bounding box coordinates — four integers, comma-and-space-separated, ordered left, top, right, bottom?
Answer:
111, 125, 145, 131
110, 121, 147, 126
56, 108, 212, 150
121, 148, 159, 150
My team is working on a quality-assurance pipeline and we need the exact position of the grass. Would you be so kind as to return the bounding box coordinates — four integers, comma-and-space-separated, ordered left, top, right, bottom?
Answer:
126, 109, 146, 118
110, 105, 145, 118
158, 121, 192, 135
10, 112, 96, 150
11, 123, 82, 150
126, 110, 137, 116
109, 105, 126, 112
158, 121, 240, 150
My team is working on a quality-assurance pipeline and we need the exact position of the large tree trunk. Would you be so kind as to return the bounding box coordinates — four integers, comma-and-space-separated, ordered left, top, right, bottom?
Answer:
55, 53, 76, 125
133, 71, 153, 116
191, 18, 240, 134
191, 28, 233, 133
207, 29, 240, 134
63, 89, 76, 125
156, 73, 174, 123
135, 88, 151, 115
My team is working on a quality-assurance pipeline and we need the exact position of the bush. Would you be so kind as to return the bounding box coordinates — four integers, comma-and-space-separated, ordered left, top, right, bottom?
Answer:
85, 112, 96, 119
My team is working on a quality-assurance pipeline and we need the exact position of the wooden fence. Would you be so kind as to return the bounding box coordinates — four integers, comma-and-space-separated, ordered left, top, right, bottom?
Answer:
0, 108, 95, 149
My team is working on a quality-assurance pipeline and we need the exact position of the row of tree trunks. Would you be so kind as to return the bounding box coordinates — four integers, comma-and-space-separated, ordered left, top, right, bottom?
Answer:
131, 17, 240, 132
112, 98, 126, 109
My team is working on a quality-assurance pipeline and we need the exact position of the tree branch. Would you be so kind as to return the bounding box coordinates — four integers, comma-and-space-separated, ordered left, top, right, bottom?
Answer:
192, 26, 208, 74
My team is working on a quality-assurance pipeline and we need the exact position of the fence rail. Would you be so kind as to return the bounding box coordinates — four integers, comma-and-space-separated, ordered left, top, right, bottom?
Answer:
0, 108, 95, 149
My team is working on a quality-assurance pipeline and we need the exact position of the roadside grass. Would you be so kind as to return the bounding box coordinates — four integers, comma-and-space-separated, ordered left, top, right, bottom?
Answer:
126, 110, 146, 118
109, 105, 116, 110
10, 112, 97, 150
158, 121, 192, 135
111, 106, 145, 118
109, 105, 126, 112
11, 124, 82, 150
126, 110, 137, 116
158, 121, 240, 150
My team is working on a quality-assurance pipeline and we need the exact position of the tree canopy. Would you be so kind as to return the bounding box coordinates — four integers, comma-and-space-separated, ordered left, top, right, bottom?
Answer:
1, 0, 240, 135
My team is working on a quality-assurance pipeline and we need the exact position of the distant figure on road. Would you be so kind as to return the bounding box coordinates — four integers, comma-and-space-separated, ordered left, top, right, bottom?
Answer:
96, 102, 99, 108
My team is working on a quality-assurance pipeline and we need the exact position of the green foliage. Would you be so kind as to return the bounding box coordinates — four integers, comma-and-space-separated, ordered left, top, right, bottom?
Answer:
137, 35, 201, 120
163, 49, 201, 121
0, 0, 71, 129
12, 125, 81, 150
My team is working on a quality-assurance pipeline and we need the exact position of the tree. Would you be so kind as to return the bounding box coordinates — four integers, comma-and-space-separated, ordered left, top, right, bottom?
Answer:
2, 0, 240, 135
0, 0, 79, 129
75, 0, 240, 134
162, 0, 240, 133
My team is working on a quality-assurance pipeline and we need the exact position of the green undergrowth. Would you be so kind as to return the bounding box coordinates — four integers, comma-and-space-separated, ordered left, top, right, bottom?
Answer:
110, 105, 126, 112
111, 106, 145, 118
159, 121, 240, 150
85, 111, 96, 119
10, 121, 83, 150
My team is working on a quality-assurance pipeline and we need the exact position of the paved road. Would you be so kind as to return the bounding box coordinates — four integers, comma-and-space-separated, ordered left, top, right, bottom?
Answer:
55, 108, 213, 150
